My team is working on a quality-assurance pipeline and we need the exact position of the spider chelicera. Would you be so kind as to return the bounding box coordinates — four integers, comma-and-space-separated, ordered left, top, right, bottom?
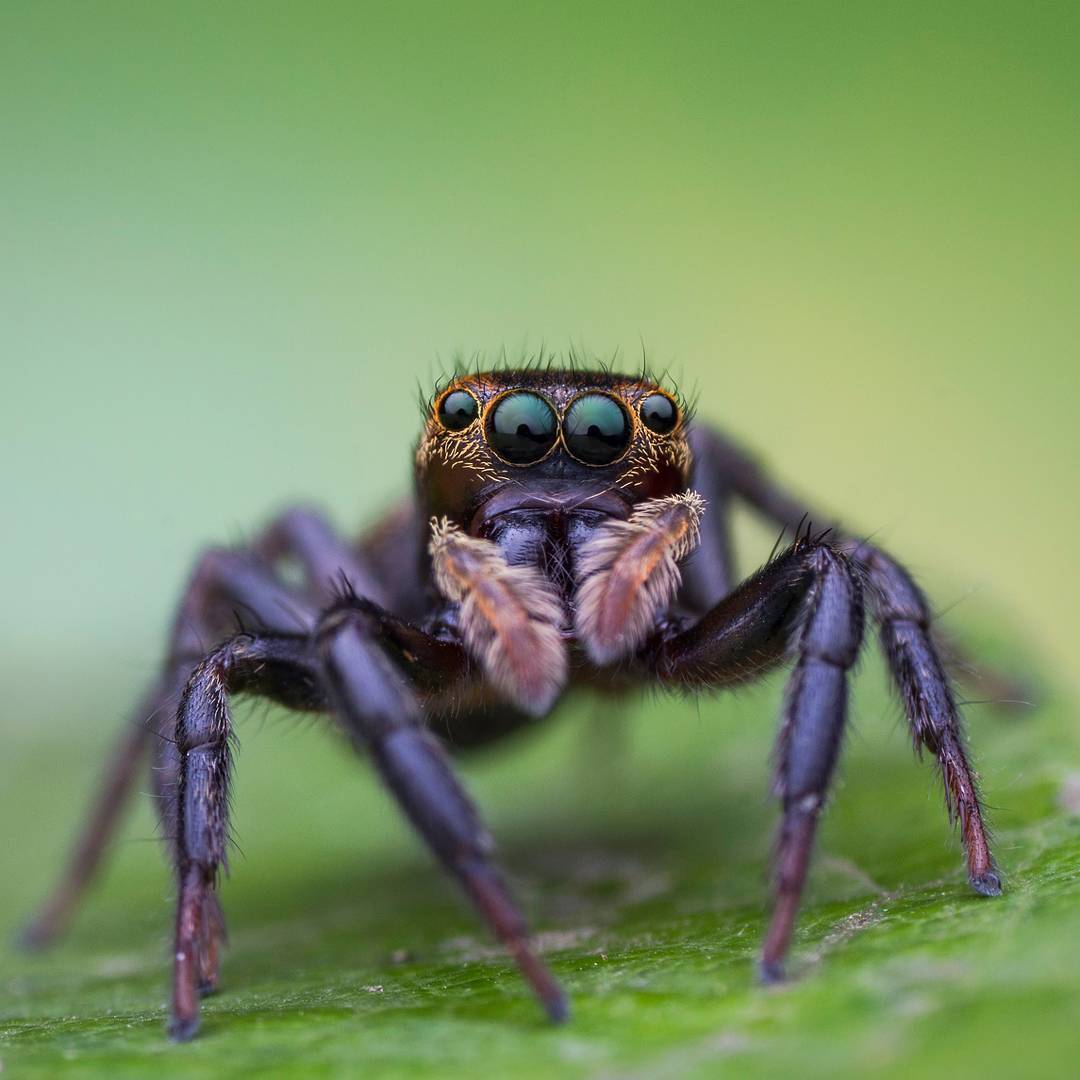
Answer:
24, 364, 1018, 1040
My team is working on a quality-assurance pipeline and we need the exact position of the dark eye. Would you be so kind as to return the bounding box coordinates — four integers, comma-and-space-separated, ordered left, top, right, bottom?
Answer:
487, 391, 558, 464
437, 389, 479, 431
639, 393, 678, 434
563, 393, 631, 465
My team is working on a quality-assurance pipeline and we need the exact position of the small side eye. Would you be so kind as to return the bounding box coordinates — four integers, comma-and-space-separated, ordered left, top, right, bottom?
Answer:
639, 393, 678, 435
437, 389, 479, 431
563, 393, 631, 465
487, 391, 558, 464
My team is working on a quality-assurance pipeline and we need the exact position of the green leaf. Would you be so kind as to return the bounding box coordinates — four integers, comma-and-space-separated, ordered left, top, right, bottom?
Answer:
2, 627, 1078, 1079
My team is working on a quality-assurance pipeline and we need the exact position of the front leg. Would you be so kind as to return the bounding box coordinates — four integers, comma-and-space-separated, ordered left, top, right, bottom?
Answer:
656, 535, 865, 980
170, 632, 326, 1040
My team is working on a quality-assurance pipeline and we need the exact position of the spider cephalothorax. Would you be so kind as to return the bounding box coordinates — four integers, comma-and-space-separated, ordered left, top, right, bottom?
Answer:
417, 369, 701, 711
416, 368, 693, 520
24, 362, 1018, 1041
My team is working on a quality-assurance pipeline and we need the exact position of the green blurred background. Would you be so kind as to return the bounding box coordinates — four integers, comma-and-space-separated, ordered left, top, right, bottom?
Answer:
2, 2, 1078, 1076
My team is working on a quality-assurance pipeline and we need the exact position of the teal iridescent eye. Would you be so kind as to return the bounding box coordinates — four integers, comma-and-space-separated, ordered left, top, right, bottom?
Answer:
487, 391, 558, 464
563, 393, 631, 465
639, 392, 678, 434
437, 389, 479, 431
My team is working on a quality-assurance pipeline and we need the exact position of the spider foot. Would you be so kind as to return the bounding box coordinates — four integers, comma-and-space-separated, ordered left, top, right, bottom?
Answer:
757, 959, 787, 986
970, 869, 1003, 897
509, 941, 570, 1023
14, 916, 56, 953
167, 1013, 201, 1043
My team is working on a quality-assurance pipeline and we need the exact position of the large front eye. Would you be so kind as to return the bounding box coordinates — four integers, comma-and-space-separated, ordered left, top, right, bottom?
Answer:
437, 389, 479, 430
563, 393, 631, 465
487, 391, 558, 464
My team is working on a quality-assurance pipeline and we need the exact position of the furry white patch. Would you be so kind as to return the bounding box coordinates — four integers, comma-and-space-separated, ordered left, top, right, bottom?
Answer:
573, 492, 705, 665
429, 519, 568, 716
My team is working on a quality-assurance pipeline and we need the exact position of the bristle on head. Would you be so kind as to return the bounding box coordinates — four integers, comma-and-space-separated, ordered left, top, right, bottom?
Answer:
429, 519, 568, 716
573, 492, 705, 665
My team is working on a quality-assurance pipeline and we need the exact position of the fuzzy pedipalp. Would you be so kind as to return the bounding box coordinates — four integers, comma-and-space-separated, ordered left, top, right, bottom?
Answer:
428, 518, 568, 716
573, 492, 705, 665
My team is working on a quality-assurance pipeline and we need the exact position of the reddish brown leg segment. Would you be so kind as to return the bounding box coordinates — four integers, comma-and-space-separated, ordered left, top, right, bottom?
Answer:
761, 810, 818, 976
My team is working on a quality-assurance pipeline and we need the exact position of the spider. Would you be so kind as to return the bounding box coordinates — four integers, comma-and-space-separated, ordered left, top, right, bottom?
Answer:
23, 363, 1019, 1041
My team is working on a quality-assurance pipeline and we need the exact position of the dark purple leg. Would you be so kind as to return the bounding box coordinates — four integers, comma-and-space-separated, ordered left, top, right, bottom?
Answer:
688, 422, 1030, 709
254, 506, 393, 609
687, 423, 1007, 894
657, 535, 865, 980
316, 599, 568, 1024
20, 547, 315, 951
680, 428, 737, 612
843, 539, 999, 892
169, 594, 545, 1040
169, 632, 325, 1040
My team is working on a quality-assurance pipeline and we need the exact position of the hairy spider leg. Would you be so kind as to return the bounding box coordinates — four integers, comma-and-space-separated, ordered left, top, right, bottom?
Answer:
167, 601, 563, 1042
657, 534, 865, 979
685, 425, 1001, 895
19, 546, 316, 951
684, 424, 1031, 712
843, 538, 1000, 891
22, 502, 413, 952
169, 632, 326, 1040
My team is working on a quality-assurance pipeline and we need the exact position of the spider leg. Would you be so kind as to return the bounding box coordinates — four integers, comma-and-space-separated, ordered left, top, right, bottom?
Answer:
688, 423, 1003, 892
680, 429, 738, 612
16, 680, 177, 949
316, 597, 568, 1024
686, 424, 1031, 710
168, 589, 472, 1040
254, 505, 393, 608
656, 536, 865, 980
169, 631, 325, 1041
19, 547, 314, 951
842, 538, 999, 892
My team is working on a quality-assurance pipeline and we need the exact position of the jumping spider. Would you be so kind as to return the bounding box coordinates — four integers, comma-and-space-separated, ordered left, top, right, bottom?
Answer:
24, 364, 1016, 1040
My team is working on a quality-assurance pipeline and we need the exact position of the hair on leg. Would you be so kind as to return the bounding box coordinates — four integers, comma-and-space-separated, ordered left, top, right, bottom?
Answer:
20, 546, 317, 951
686, 422, 1009, 894
687, 421, 1031, 710
169, 631, 324, 1041
843, 539, 999, 893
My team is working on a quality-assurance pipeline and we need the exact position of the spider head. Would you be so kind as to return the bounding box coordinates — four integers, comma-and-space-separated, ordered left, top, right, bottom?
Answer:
415, 368, 692, 530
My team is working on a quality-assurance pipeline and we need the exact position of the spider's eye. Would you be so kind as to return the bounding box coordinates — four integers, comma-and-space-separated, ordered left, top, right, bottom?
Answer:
487, 391, 558, 464
639, 392, 678, 435
563, 393, 631, 465
437, 389, 479, 431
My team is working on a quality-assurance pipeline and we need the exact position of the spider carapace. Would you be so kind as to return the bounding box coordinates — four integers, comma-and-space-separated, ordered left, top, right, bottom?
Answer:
25, 365, 1010, 1040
